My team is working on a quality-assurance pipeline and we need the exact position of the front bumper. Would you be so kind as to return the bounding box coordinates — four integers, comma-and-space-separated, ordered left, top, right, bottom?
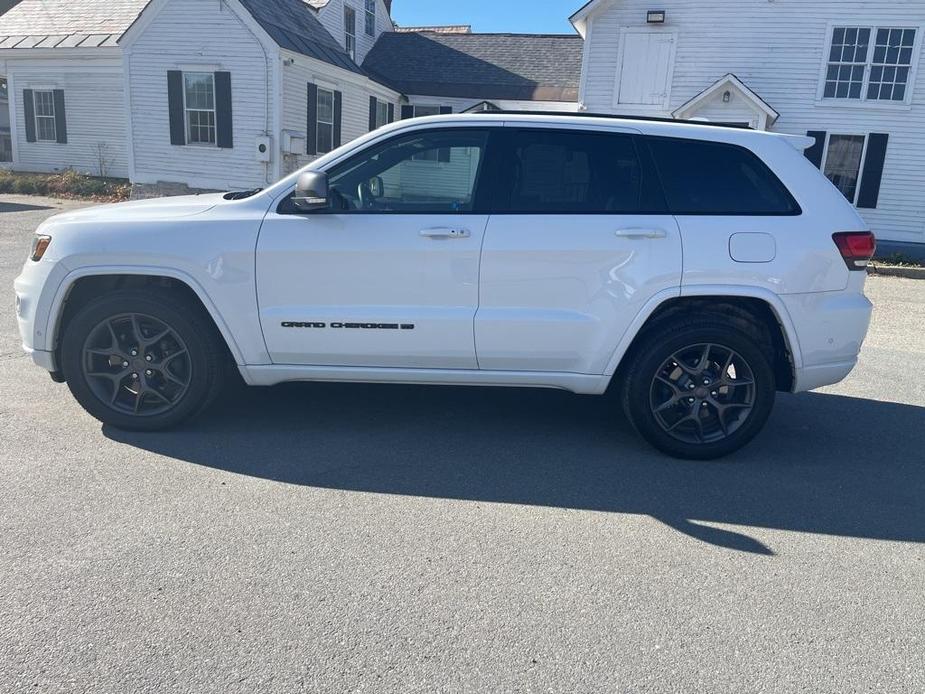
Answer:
14, 257, 67, 373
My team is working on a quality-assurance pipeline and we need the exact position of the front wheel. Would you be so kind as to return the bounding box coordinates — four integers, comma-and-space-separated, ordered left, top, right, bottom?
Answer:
619, 319, 776, 460
60, 289, 226, 431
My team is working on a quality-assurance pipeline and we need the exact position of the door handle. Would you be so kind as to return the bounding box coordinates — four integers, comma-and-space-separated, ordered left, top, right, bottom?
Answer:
420, 227, 471, 239
615, 227, 667, 239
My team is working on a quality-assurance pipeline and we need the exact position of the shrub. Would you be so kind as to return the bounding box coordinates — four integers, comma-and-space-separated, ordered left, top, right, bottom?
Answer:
0, 169, 130, 202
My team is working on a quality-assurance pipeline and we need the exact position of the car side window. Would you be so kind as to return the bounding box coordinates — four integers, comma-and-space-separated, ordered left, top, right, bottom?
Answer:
320, 128, 490, 214
646, 136, 800, 215
494, 129, 663, 214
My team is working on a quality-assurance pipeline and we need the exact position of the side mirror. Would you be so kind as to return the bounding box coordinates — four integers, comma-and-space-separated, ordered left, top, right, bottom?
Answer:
368, 176, 384, 198
291, 171, 329, 212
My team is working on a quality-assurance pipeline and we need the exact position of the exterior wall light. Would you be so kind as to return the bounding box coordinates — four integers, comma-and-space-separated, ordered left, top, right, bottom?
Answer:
723, 90, 732, 103
647, 10, 666, 23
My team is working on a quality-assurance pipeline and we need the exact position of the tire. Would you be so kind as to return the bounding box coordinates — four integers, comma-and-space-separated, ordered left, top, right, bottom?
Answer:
619, 317, 776, 460
60, 289, 226, 431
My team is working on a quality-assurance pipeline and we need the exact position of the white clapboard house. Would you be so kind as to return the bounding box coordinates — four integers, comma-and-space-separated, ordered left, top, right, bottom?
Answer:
570, 0, 925, 251
0, 0, 582, 196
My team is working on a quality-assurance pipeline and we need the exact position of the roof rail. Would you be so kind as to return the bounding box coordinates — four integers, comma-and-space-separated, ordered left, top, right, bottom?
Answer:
488, 110, 754, 130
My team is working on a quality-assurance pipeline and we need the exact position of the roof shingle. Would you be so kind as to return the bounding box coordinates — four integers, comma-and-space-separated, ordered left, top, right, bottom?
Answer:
362, 32, 583, 101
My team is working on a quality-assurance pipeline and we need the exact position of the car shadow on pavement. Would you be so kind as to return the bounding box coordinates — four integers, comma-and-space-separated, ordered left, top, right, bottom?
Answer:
0, 202, 54, 213
104, 383, 925, 555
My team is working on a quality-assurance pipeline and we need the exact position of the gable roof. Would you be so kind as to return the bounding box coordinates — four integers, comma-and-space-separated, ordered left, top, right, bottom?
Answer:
237, 0, 362, 74
568, 0, 615, 38
0, 0, 363, 75
672, 73, 780, 125
362, 32, 583, 101
0, 0, 148, 49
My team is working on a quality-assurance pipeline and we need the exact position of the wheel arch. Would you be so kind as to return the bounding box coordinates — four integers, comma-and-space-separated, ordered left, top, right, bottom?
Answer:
47, 267, 246, 368
605, 286, 801, 392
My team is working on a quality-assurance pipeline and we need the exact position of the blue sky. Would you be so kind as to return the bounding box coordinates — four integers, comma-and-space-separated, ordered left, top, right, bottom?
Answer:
390, 0, 586, 35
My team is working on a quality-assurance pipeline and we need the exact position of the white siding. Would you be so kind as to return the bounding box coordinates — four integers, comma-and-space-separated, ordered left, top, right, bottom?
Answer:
127, 0, 275, 190
8, 59, 128, 177
315, 0, 394, 65
580, 0, 925, 243
280, 50, 398, 174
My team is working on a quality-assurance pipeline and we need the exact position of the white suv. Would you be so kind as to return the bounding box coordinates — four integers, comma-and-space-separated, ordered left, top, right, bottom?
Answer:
14, 113, 875, 459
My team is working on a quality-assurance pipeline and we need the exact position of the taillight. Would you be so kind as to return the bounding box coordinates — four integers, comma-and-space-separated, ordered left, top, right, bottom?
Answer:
832, 231, 876, 270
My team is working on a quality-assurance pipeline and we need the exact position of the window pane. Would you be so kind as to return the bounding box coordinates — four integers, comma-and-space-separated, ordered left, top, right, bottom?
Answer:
413, 105, 440, 118
365, 0, 376, 36
36, 116, 56, 141
376, 101, 389, 128
317, 89, 334, 123
500, 130, 646, 213
823, 135, 865, 203
317, 122, 333, 153
187, 110, 215, 144
327, 129, 489, 213
184, 73, 214, 109
648, 137, 798, 215
825, 26, 869, 100
868, 27, 915, 101
34, 90, 55, 117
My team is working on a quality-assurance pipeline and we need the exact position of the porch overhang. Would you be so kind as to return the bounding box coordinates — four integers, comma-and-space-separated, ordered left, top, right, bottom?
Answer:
672, 73, 779, 130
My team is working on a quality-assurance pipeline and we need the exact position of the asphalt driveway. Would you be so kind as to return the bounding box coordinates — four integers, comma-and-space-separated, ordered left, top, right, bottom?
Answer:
1, 195, 923, 693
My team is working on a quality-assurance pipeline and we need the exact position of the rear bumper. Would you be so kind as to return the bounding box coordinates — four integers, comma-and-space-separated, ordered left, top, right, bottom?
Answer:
793, 359, 858, 392
781, 289, 873, 393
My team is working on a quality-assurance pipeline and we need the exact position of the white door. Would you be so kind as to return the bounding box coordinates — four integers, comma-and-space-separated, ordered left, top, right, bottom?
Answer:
257, 127, 492, 368
475, 127, 682, 374
616, 30, 677, 107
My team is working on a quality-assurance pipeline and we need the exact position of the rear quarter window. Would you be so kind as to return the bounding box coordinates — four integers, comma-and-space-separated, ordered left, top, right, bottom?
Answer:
646, 136, 801, 215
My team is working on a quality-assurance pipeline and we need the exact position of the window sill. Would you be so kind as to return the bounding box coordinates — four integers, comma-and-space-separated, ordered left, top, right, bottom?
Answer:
814, 98, 913, 111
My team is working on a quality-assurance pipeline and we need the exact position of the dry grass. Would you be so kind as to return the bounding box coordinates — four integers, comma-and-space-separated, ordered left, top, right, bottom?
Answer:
0, 169, 131, 203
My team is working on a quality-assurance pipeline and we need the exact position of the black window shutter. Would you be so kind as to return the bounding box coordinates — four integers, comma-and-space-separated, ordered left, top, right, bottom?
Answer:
214, 71, 233, 149
401, 105, 414, 120
437, 106, 453, 163
306, 83, 318, 155
387, 103, 394, 123
167, 71, 185, 146
369, 96, 377, 131
857, 133, 889, 209
23, 89, 36, 143
805, 130, 826, 169
333, 90, 343, 148
52, 90, 67, 144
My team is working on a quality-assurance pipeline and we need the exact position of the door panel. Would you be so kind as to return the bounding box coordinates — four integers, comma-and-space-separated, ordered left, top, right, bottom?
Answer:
257, 213, 487, 367
257, 127, 492, 368
476, 214, 681, 373
475, 128, 682, 374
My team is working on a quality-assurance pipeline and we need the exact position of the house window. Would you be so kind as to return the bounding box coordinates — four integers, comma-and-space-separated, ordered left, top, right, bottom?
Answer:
316, 87, 335, 153
376, 100, 389, 128
345, 6, 357, 60
868, 28, 917, 101
365, 0, 376, 37
823, 26, 918, 102
823, 134, 866, 203
409, 105, 441, 161
183, 72, 216, 145
33, 90, 57, 142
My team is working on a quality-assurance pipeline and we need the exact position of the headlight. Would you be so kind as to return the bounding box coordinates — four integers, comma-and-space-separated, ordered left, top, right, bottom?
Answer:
30, 234, 52, 262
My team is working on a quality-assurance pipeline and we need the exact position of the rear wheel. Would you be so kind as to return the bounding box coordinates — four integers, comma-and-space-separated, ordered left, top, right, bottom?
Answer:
61, 289, 226, 431
619, 318, 776, 460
